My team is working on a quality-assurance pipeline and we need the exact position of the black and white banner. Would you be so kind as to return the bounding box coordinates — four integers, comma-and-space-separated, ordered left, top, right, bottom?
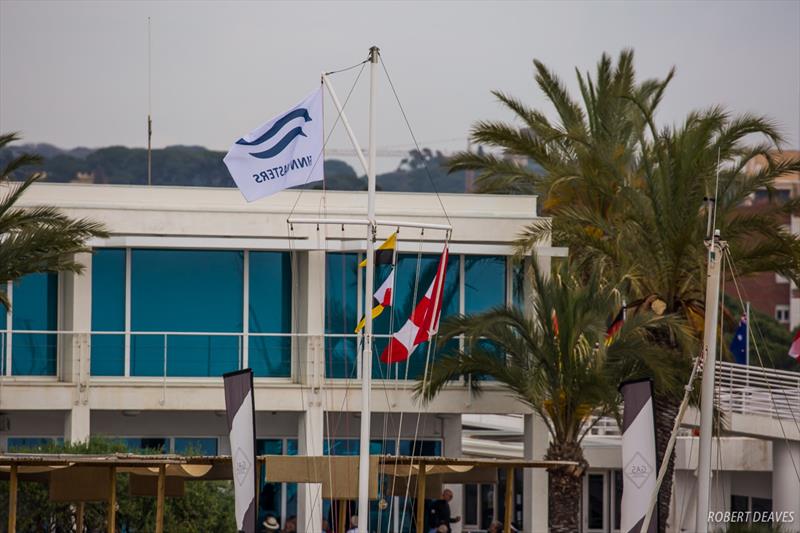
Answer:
620, 378, 658, 533
224, 369, 257, 533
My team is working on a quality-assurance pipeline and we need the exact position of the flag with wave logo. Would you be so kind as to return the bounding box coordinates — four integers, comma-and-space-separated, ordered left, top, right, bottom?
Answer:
224, 87, 324, 201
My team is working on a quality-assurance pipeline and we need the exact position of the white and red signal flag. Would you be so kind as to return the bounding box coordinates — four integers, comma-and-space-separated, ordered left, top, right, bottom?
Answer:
380, 246, 449, 364
789, 329, 800, 360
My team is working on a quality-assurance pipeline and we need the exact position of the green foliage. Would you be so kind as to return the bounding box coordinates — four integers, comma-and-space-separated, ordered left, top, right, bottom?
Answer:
0, 436, 235, 532
0, 133, 108, 308
0, 142, 470, 193
418, 257, 685, 444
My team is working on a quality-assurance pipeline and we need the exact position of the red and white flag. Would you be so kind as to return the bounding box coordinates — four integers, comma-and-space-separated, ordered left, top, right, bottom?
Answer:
380, 246, 449, 364
789, 330, 800, 360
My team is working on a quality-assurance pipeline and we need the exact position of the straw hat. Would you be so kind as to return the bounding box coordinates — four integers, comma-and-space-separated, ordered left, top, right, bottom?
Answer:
263, 516, 280, 531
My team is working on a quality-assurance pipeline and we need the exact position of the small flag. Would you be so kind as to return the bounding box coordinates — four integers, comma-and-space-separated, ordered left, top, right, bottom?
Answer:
790, 329, 800, 360
380, 246, 449, 364
730, 316, 748, 365
359, 232, 397, 268
605, 307, 625, 345
223, 369, 257, 533
551, 308, 559, 338
223, 87, 324, 202
355, 269, 394, 333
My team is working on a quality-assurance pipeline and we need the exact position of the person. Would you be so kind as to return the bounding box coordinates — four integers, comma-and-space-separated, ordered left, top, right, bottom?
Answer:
488, 520, 503, 533
346, 515, 359, 533
321, 518, 331, 533
284, 515, 297, 533
262, 516, 280, 532
429, 489, 461, 533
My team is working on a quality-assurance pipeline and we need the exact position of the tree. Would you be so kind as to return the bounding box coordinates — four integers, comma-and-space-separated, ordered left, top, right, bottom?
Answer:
417, 259, 682, 533
0, 133, 107, 307
446, 50, 800, 531
0, 437, 235, 532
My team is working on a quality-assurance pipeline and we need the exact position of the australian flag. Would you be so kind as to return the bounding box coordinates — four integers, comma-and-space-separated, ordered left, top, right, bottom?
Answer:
730, 316, 748, 365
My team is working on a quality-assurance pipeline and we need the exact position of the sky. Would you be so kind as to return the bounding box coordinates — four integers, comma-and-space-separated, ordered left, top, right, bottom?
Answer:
1, 0, 799, 173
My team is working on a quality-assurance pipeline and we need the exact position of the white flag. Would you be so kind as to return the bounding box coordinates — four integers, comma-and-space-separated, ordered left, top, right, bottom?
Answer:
224, 87, 324, 202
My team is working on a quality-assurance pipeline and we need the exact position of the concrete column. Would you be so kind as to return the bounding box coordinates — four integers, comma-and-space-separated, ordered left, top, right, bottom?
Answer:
298, 404, 324, 532
523, 413, 549, 533
773, 440, 800, 532
442, 415, 463, 533
65, 404, 90, 443
62, 252, 92, 444
296, 249, 326, 531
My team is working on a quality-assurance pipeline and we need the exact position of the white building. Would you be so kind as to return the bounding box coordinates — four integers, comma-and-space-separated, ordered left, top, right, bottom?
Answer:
3, 183, 799, 532
1, 183, 561, 532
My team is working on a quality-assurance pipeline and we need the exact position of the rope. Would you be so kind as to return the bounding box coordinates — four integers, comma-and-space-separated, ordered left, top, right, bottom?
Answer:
287, 61, 367, 222
379, 55, 452, 226
325, 58, 370, 77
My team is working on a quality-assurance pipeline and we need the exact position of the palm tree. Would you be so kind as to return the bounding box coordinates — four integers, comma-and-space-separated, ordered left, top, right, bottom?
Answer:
446, 50, 800, 531
0, 133, 107, 307
417, 259, 683, 533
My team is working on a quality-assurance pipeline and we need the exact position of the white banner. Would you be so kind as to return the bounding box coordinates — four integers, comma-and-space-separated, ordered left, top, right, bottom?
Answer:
224, 87, 324, 202
620, 379, 658, 533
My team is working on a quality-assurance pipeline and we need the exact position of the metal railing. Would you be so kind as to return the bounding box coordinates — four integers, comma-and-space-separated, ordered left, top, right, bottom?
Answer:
714, 360, 800, 421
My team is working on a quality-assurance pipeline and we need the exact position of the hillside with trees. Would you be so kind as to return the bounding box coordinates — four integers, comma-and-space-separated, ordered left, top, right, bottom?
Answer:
0, 143, 471, 192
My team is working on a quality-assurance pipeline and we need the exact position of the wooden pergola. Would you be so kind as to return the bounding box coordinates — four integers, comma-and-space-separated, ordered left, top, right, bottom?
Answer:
3, 453, 576, 533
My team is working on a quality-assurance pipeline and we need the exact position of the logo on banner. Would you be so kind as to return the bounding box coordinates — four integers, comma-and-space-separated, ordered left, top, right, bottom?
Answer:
234, 446, 252, 486
624, 451, 654, 489
235, 108, 313, 160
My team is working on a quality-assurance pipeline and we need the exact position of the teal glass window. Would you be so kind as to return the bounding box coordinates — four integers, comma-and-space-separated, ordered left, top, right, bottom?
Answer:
464, 255, 507, 314
91, 249, 126, 376
11, 273, 58, 375
174, 437, 218, 455
325, 253, 359, 379
121, 437, 168, 453
249, 252, 292, 378
257, 438, 298, 525
7, 437, 63, 451
130, 250, 243, 377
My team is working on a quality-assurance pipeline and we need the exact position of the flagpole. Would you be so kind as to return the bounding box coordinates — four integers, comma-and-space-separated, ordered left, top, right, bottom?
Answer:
358, 45, 380, 533
745, 301, 750, 366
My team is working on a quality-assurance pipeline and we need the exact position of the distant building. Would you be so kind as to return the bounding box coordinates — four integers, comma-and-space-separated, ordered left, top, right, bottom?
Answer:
731, 150, 800, 330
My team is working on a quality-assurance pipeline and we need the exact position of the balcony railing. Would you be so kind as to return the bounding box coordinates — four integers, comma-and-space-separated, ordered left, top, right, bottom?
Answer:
714, 360, 800, 421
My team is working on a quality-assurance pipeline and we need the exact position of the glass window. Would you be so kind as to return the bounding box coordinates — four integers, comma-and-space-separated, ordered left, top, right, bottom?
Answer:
7, 437, 63, 452
11, 273, 58, 375
480, 484, 495, 529
174, 437, 218, 455
121, 437, 168, 453
130, 250, 243, 377
587, 473, 605, 530
91, 249, 126, 376
512, 260, 525, 311
258, 439, 284, 522
613, 470, 622, 530
464, 255, 506, 314
751, 497, 772, 517
249, 251, 292, 377
464, 484, 478, 526
325, 253, 359, 379
730, 494, 748, 513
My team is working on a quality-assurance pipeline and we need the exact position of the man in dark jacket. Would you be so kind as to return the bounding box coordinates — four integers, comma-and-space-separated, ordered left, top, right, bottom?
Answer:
429, 489, 461, 533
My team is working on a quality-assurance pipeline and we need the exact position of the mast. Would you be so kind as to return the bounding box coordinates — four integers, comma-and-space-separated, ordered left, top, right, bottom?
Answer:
358, 45, 380, 533
695, 229, 725, 532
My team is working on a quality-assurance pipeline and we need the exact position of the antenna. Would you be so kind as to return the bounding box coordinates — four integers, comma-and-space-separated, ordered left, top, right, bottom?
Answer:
147, 16, 152, 186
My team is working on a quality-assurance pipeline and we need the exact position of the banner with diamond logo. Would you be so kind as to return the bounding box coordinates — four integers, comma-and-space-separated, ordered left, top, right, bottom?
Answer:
620, 378, 658, 533
224, 369, 257, 533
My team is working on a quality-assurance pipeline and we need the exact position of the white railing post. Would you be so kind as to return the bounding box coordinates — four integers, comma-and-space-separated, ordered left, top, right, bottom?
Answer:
160, 334, 167, 406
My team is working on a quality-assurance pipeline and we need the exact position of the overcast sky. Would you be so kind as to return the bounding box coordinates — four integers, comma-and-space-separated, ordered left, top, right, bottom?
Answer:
1, 1, 798, 173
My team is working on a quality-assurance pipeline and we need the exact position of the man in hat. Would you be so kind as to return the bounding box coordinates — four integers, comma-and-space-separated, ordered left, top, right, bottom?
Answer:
262, 516, 280, 532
